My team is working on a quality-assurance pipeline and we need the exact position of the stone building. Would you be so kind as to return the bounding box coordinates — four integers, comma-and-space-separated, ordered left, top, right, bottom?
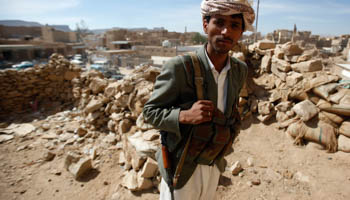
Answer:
0, 25, 42, 39
41, 26, 77, 43
133, 46, 176, 57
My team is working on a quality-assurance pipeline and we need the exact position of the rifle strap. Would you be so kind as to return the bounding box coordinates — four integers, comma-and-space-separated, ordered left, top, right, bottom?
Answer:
173, 52, 203, 187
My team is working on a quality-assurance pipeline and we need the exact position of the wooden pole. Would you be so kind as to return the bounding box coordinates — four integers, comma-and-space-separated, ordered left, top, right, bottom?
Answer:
255, 0, 260, 42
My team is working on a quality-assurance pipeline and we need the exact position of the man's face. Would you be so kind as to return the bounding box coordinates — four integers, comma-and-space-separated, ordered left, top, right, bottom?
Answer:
203, 14, 243, 55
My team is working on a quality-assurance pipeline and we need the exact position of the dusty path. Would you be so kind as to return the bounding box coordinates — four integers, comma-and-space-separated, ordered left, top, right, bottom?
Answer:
1, 114, 349, 200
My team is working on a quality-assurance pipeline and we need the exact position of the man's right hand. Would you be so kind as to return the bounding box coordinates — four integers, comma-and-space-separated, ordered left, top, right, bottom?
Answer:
179, 100, 214, 125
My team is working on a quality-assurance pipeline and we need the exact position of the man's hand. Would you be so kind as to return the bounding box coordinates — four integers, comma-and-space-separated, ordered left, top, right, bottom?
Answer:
179, 100, 214, 125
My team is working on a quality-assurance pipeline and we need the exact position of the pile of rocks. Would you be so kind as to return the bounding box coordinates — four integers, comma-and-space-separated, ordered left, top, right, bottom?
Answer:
64, 63, 162, 191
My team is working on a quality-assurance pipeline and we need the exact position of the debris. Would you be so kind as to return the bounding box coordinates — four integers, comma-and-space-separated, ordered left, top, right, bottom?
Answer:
230, 161, 243, 176
0, 134, 14, 143
140, 157, 158, 178
64, 152, 93, 180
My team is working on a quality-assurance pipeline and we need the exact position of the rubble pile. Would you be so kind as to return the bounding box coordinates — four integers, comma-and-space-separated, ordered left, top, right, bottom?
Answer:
1, 41, 350, 194
236, 40, 350, 153
0, 54, 81, 114
1, 55, 162, 191
66, 64, 162, 191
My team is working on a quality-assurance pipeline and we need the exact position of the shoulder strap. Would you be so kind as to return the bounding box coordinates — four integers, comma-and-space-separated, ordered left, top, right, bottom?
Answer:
173, 52, 204, 188
188, 52, 204, 100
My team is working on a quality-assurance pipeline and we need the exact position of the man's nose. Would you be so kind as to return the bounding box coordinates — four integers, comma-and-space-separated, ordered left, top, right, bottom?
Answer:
221, 26, 231, 35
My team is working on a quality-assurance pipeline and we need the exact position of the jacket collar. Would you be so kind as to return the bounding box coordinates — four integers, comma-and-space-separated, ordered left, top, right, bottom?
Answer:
195, 43, 237, 117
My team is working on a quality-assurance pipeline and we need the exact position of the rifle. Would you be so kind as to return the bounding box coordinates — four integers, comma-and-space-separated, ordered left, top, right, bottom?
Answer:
160, 131, 175, 200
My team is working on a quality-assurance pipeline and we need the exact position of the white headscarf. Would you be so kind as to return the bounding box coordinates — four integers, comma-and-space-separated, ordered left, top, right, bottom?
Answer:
201, 0, 255, 32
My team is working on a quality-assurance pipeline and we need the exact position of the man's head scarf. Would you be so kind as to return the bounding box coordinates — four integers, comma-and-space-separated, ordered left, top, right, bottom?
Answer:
201, 0, 255, 32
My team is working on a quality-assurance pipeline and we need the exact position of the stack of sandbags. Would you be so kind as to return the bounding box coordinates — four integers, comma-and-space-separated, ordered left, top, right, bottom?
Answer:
338, 121, 350, 153
245, 40, 350, 153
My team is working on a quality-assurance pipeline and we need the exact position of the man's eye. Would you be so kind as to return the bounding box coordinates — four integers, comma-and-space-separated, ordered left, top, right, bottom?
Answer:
215, 20, 225, 27
231, 23, 240, 29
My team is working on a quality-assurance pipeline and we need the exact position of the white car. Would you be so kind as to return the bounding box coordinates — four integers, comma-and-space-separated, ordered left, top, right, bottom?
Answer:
71, 59, 84, 66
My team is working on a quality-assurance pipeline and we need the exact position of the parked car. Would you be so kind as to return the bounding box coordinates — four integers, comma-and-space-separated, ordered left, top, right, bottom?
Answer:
0, 61, 14, 70
12, 61, 34, 70
73, 54, 82, 60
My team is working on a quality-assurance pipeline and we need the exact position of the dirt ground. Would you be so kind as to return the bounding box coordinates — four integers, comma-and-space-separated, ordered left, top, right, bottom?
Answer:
1, 66, 350, 200
1, 113, 350, 200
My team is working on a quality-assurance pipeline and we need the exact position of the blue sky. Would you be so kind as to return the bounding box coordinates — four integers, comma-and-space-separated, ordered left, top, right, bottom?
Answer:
0, 0, 349, 36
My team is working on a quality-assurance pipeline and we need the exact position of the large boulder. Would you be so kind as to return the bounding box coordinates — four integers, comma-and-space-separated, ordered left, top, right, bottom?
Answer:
257, 40, 276, 50
282, 42, 304, 56
291, 60, 323, 73
89, 77, 108, 94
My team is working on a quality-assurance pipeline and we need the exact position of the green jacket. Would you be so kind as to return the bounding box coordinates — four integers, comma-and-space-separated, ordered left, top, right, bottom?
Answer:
143, 44, 248, 189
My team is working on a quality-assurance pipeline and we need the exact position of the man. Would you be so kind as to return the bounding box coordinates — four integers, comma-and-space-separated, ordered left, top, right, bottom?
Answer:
143, 0, 255, 199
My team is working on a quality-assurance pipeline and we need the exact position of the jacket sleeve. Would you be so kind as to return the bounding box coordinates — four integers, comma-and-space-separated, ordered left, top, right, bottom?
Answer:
142, 56, 185, 140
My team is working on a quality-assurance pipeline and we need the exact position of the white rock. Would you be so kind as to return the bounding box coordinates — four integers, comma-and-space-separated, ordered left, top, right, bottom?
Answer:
128, 131, 159, 156
0, 135, 14, 143
41, 123, 51, 131
64, 153, 92, 180
140, 157, 158, 178
142, 129, 160, 141
85, 98, 104, 114
121, 170, 138, 191
247, 157, 254, 167
136, 113, 154, 130
294, 171, 310, 183
12, 123, 35, 137
137, 175, 153, 190
118, 151, 126, 165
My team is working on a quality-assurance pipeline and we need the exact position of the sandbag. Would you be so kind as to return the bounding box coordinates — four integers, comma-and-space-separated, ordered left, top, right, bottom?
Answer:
338, 135, 350, 153
340, 95, 350, 105
320, 104, 350, 117
292, 100, 319, 121
312, 83, 338, 100
286, 120, 338, 153
318, 112, 339, 128
339, 121, 350, 137
329, 88, 349, 104
317, 99, 332, 109
320, 111, 344, 125
303, 74, 339, 92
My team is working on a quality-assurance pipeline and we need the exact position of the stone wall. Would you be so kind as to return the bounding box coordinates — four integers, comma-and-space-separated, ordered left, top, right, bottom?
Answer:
0, 54, 81, 115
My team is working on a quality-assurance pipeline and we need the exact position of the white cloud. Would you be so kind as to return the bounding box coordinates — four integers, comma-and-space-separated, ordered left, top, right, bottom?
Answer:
0, 0, 80, 16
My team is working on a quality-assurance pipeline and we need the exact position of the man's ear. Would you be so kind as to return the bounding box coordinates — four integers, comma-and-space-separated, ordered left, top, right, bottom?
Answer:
203, 19, 208, 34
